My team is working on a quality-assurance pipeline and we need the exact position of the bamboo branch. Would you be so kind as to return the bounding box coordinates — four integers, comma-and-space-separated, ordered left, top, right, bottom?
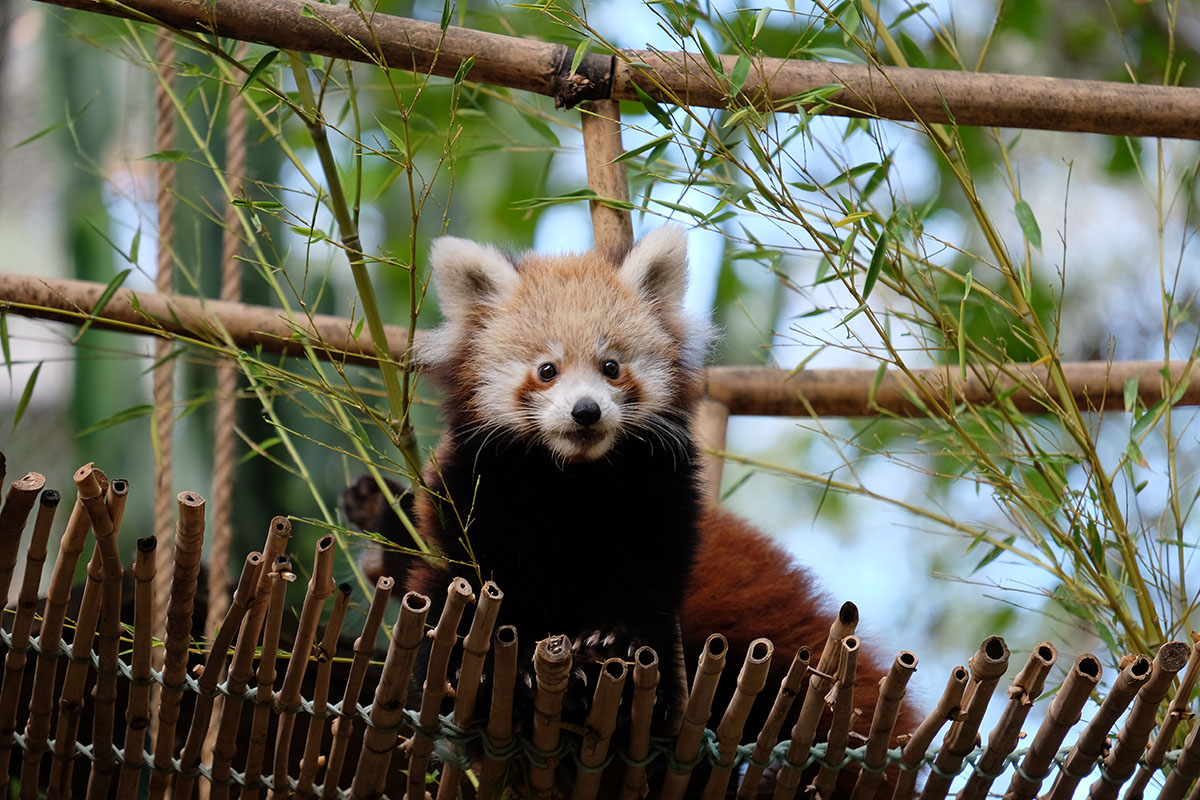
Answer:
850, 650, 918, 800
243, 557, 294, 797
892, 666, 970, 800
116, 537, 157, 798
530, 635, 574, 800
295, 583, 352, 797
571, 659, 630, 800
1125, 638, 1200, 800
479, 625, 519, 800
813, 636, 860, 800
738, 646, 812, 800
619, 646, 663, 800
702, 638, 774, 800
662, 633, 729, 800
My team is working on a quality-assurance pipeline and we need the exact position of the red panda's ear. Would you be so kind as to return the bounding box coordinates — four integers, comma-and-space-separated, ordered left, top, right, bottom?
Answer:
617, 225, 689, 307
429, 237, 519, 320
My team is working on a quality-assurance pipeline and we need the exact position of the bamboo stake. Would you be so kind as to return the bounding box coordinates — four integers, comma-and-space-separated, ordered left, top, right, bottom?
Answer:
1160, 703, 1200, 800
0, 470, 45, 603
919, 636, 1011, 800
701, 638, 774, 800
892, 666, 970, 800
814, 637, 861, 800
1088, 641, 1192, 800
571, 659, 630, 800
579, 99, 633, 259
242, 557, 294, 797
268, 534, 337, 799
957, 643, 1057, 800
478, 625, 519, 800
174, 551, 264, 800
0, 486, 57, 788
116, 536, 158, 798
148, 490, 207, 800
1043, 654, 1153, 800
349, 590, 430, 800
436, 581, 504, 800
661, 633, 729, 800
322, 575, 395, 798
737, 646, 813, 800
1124, 637, 1200, 800
850, 650, 918, 800
615, 646, 663, 800
775, 602, 860, 800
1003, 653, 1101, 800
695, 399, 730, 503
529, 634, 574, 800
295, 583, 352, 796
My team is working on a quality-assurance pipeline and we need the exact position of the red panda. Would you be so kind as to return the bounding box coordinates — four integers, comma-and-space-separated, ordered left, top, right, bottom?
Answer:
347, 226, 917, 797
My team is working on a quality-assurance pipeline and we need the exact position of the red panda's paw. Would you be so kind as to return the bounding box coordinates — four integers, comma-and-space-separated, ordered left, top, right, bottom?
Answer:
342, 474, 396, 530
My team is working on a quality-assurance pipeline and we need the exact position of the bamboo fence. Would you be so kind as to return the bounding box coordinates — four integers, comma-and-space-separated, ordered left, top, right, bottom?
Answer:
1, 454, 1199, 799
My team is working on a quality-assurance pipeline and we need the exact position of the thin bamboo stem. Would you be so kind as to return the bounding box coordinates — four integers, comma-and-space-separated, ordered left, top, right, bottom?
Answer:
701, 638, 774, 800
1160, 700, 1200, 800
738, 646, 813, 800
242, 557, 294, 797
478, 625, 519, 800
1124, 638, 1200, 800
530, 635, 574, 800
617, 646, 663, 800
116, 536, 157, 798
295, 583, 352, 797
661, 633, 729, 800
814, 637, 861, 800
0, 470, 46, 603
571, 659, 630, 800
891, 666, 970, 800
850, 650, 918, 800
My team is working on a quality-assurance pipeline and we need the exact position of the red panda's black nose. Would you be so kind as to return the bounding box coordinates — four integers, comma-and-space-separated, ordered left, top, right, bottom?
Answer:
571, 398, 602, 427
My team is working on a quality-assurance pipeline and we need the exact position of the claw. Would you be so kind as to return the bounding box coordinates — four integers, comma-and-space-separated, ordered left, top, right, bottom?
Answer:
573, 667, 589, 687
585, 631, 601, 649
601, 632, 616, 648
523, 672, 534, 690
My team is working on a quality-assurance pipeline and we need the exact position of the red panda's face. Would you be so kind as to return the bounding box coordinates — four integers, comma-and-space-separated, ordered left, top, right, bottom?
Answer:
421, 226, 710, 464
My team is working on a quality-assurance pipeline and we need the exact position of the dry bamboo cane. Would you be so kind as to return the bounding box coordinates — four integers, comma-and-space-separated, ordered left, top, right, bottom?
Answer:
737, 646, 814, 800
1003, 653, 1102, 800
571, 659, 631, 800
349, 591, 430, 800
892, 666, 969, 800
322, 576, 395, 798
1088, 641, 1192, 800
148, 491, 207, 800
1158, 707, 1200, 800
814, 637, 862, 800
956, 642, 1058, 800
701, 638, 774, 800
0, 486, 58, 787
660, 633, 729, 800
116, 537, 158, 798
242, 558, 294, 797
919, 637, 1011, 800
1042, 654, 1153, 800
436, 580, 504, 800
294, 583, 353, 797
173, 552, 265, 800
849, 650, 918, 800
267, 534, 337, 799
478, 625, 519, 800
20, 472, 103, 800
529, 635, 574, 800
1125, 637, 1200, 800
775, 603, 861, 800
617, 646, 663, 800
0, 470, 46, 603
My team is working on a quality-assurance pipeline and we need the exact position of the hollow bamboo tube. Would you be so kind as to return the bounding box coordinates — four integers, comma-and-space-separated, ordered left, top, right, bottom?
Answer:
570, 659, 631, 800
701, 638, 774, 800
173, 551, 264, 800
579, 98, 633, 260
268, 534, 337, 799
1159, 700, 1200, 800
436, 580, 504, 800
322, 576, 395, 798
775, 602, 860, 800
20, 472, 100, 800
956, 642, 1057, 800
529, 634, 574, 800
349, 590, 430, 800
849, 650, 919, 800
1042, 654, 1153, 800
148, 490, 207, 800
1087, 641, 1192, 800
1002, 653, 1101, 800
919, 636, 1010, 800
478, 625, 519, 800
892, 666, 969, 800
616, 646, 662, 800
116, 537, 157, 798
1125, 638, 1200, 800
737, 646, 813, 800
242, 558, 294, 797
661, 633, 729, 800
814, 637, 862, 799
0, 470, 46, 604
294, 583, 352, 797
0, 487, 57, 787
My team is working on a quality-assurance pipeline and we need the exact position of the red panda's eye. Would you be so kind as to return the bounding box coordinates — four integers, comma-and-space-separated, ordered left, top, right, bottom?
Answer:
537, 363, 558, 382
601, 360, 620, 379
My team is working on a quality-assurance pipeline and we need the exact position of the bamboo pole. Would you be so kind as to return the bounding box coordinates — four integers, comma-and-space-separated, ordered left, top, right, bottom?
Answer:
737, 646, 813, 800
617, 646, 663, 800
295, 583, 352, 796
661, 633, 729, 800
0, 470, 45, 603
850, 650, 918, 800
813, 636, 861, 800
529, 634, 574, 800
436, 581, 504, 800
349, 590, 430, 800
26, 0, 1200, 140
701, 638, 774, 800
242, 557, 294, 797
919, 637, 1011, 800
957, 643, 1058, 800
579, 99, 633, 259
1043, 654, 1153, 800
1159, 699, 1200, 800
322, 575, 395, 799
695, 399, 730, 502
116, 536, 158, 798
570, 659, 630, 800
478, 625, 519, 800
1003, 653, 1102, 800
892, 666, 970, 800
1124, 637, 1200, 800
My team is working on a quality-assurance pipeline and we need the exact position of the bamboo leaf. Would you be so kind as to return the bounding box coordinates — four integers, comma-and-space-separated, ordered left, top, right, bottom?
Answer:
861, 231, 889, 300
632, 83, 673, 130
695, 32, 724, 76
730, 54, 751, 94
440, 0, 452, 28
76, 269, 132, 341
239, 49, 280, 95
142, 149, 187, 162
78, 404, 155, 436
753, 6, 771, 38
0, 313, 9, 380
609, 133, 674, 164
1123, 377, 1138, 413
1014, 199, 1042, 249
12, 363, 41, 430
570, 39, 590, 74
971, 536, 1014, 574
454, 55, 475, 84
1131, 398, 1164, 439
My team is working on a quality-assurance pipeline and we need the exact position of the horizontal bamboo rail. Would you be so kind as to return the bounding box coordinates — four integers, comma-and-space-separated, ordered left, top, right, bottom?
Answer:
30, 0, 1200, 140
4, 272, 1198, 417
